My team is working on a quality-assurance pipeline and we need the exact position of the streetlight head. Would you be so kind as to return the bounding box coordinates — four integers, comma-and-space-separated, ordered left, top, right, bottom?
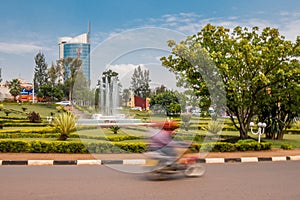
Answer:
257, 122, 262, 127
262, 123, 267, 128
250, 122, 255, 127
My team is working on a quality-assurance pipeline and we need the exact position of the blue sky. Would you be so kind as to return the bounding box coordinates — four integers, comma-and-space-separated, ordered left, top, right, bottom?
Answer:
1, 0, 300, 88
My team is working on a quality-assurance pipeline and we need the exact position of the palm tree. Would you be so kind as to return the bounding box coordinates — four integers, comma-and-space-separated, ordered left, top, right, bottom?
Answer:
8, 79, 21, 101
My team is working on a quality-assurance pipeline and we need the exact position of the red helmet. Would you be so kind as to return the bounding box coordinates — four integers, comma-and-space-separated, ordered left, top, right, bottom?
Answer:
149, 120, 179, 130
162, 120, 179, 130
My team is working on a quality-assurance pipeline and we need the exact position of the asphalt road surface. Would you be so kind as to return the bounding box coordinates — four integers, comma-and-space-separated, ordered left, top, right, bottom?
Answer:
0, 161, 300, 200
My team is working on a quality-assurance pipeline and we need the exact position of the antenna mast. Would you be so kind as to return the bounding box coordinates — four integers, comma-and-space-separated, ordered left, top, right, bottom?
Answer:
87, 21, 91, 43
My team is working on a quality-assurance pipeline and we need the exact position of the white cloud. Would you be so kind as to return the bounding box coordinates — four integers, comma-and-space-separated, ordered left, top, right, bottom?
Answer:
0, 42, 51, 55
280, 19, 300, 41
106, 63, 147, 80
145, 12, 300, 42
105, 63, 179, 90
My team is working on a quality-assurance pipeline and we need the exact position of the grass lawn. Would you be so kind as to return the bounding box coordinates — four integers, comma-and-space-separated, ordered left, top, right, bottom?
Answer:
0, 102, 58, 119
264, 134, 300, 148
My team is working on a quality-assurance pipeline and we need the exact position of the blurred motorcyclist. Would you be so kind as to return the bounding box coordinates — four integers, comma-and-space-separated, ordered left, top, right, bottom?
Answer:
148, 120, 180, 160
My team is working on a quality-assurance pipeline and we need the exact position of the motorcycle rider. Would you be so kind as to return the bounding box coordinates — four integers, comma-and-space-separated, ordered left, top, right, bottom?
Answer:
148, 120, 181, 164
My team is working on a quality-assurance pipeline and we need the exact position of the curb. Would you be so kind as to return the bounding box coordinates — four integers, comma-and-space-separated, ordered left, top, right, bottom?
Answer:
1, 156, 300, 166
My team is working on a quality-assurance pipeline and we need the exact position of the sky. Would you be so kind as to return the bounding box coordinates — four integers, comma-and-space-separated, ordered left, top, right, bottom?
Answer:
1, 0, 300, 89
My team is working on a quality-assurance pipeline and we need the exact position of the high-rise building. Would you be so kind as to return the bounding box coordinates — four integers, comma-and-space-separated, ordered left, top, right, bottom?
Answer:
58, 24, 90, 84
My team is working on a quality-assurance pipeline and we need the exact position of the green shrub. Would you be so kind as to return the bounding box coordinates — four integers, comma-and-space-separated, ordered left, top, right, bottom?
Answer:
4, 109, 11, 116
109, 126, 121, 134
27, 111, 42, 123
53, 112, 76, 141
113, 142, 147, 153
0, 127, 56, 135
0, 133, 59, 139
3, 122, 49, 127
286, 129, 300, 134
205, 120, 223, 134
190, 141, 271, 152
280, 144, 293, 150
105, 135, 141, 142
0, 140, 29, 152
291, 121, 300, 129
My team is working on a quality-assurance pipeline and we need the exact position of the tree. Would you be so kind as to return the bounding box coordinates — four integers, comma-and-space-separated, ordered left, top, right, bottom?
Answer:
57, 57, 82, 101
152, 85, 167, 95
37, 84, 63, 102
8, 79, 21, 101
122, 88, 131, 107
73, 70, 92, 106
257, 62, 300, 139
150, 90, 181, 116
34, 52, 48, 91
48, 62, 60, 87
130, 65, 151, 99
161, 24, 300, 139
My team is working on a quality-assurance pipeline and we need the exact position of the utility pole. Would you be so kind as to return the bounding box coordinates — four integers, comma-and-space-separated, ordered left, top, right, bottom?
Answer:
0, 67, 2, 83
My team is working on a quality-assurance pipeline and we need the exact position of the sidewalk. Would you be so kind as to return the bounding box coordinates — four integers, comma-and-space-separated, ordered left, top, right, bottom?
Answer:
1, 148, 300, 166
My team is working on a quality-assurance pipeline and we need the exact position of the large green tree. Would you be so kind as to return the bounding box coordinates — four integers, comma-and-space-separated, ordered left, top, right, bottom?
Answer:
73, 70, 92, 106
34, 52, 48, 91
48, 62, 60, 87
130, 65, 151, 99
57, 57, 82, 101
37, 84, 63, 102
161, 24, 300, 139
257, 61, 300, 139
150, 90, 182, 116
122, 88, 131, 107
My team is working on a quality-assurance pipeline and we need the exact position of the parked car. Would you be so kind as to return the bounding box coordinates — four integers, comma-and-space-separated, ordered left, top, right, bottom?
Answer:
55, 101, 71, 106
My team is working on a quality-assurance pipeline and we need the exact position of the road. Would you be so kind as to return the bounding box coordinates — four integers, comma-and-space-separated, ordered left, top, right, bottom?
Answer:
0, 161, 300, 200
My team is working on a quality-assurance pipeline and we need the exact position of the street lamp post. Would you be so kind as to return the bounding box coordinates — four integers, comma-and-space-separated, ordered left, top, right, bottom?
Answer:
46, 116, 53, 124
249, 122, 267, 143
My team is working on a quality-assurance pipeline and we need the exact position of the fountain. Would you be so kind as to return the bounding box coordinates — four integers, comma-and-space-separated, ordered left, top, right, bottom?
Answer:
77, 74, 143, 127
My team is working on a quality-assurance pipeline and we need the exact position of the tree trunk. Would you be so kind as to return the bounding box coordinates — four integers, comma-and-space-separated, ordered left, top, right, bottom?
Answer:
276, 131, 285, 140
239, 126, 248, 139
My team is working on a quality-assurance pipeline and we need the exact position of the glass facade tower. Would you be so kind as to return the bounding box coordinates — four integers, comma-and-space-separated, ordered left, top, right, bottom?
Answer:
58, 26, 90, 85
63, 43, 90, 83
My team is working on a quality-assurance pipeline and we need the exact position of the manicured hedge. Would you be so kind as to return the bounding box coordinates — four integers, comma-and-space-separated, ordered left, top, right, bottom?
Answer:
0, 127, 58, 138
190, 141, 272, 152
286, 129, 300, 134
3, 122, 49, 127
0, 140, 271, 153
0, 127, 56, 134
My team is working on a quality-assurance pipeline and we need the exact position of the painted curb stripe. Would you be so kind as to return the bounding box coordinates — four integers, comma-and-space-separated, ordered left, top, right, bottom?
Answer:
258, 157, 273, 162
196, 159, 206, 163
2, 160, 28, 165
241, 157, 259, 162
225, 158, 241, 163
77, 160, 102, 165
53, 160, 77, 165
289, 156, 300, 160
272, 157, 287, 162
101, 160, 123, 165
123, 159, 146, 165
28, 160, 54, 166
205, 158, 225, 164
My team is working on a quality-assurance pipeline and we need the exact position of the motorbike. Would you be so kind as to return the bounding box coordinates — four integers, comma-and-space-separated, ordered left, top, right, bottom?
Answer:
143, 148, 206, 180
